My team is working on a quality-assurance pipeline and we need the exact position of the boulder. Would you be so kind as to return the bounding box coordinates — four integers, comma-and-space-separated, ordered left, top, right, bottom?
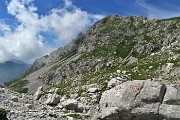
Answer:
131, 81, 166, 120
25, 104, 34, 109
159, 85, 180, 119
45, 93, 60, 105
162, 85, 180, 105
87, 87, 99, 93
11, 96, 18, 102
62, 99, 78, 111
100, 107, 119, 120
0, 88, 5, 93
33, 86, 43, 100
100, 80, 144, 119
107, 78, 122, 89
62, 99, 84, 112
159, 104, 180, 120
133, 80, 166, 105
77, 103, 84, 113
99, 80, 167, 120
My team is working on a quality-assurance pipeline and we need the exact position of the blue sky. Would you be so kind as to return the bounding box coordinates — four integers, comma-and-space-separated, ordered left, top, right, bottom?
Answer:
0, 0, 180, 63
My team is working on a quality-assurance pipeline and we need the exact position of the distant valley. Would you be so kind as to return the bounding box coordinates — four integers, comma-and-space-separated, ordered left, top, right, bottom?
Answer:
0, 60, 30, 83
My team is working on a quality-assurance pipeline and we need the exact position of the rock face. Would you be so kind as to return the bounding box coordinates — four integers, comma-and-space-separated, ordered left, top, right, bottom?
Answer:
99, 80, 180, 120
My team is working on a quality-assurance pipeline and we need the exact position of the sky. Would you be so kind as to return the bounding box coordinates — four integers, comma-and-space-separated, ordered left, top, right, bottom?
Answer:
0, 0, 180, 63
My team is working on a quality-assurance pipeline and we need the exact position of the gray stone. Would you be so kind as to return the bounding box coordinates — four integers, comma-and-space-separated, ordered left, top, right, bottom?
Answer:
0, 88, 5, 93
100, 107, 119, 120
131, 81, 166, 120
87, 87, 99, 93
107, 78, 122, 89
159, 104, 180, 120
131, 103, 160, 120
133, 80, 166, 105
77, 103, 84, 113
25, 104, 34, 109
45, 94, 60, 105
163, 85, 180, 105
62, 99, 78, 111
11, 96, 18, 102
100, 80, 144, 119
33, 86, 43, 100
163, 63, 174, 73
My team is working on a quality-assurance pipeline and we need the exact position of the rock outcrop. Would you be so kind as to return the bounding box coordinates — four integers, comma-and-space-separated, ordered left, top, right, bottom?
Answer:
99, 80, 180, 120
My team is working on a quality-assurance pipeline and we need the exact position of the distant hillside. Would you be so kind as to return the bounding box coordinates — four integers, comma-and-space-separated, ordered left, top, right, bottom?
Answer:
0, 60, 30, 83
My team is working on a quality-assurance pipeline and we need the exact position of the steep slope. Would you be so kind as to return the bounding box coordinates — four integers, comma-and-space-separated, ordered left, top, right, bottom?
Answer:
0, 60, 30, 83
6, 15, 180, 94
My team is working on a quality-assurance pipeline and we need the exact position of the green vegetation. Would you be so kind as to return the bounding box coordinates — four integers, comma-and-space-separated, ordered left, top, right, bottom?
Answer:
96, 81, 108, 102
5, 79, 28, 93
101, 16, 110, 24
67, 114, 82, 119
49, 113, 57, 118
0, 108, 8, 120
53, 80, 72, 97
4, 71, 30, 93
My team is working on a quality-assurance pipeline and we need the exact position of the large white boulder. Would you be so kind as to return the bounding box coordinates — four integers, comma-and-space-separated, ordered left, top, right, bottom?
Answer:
99, 80, 167, 120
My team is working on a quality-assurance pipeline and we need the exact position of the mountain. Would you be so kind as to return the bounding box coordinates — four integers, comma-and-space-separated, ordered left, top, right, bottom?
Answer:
3, 15, 180, 119
0, 60, 30, 83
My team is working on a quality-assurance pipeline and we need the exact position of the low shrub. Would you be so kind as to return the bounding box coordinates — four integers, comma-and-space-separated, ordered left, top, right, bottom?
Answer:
0, 108, 8, 120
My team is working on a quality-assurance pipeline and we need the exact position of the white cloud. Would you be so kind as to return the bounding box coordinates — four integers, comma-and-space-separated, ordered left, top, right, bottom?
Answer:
136, 0, 180, 19
0, 0, 104, 63
0, 21, 11, 32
